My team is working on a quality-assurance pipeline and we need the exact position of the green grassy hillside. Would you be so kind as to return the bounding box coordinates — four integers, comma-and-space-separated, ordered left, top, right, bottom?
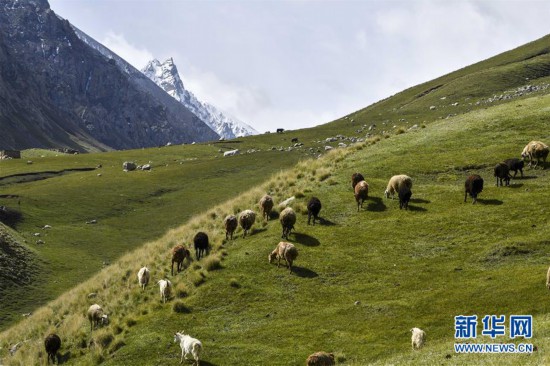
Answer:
1, 34, 550, 365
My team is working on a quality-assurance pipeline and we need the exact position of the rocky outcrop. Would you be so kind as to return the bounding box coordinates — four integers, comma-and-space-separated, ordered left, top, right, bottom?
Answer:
0, 0, 219, 151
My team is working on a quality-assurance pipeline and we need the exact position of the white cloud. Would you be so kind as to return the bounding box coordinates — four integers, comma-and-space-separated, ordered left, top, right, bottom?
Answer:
100, 32, 154, 70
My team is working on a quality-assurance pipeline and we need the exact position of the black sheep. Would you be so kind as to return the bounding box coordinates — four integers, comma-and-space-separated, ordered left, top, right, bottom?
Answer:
494, 162, 511, 186
351, 172, 365, 189
398, 185, 412, 210
44, 333, 61, 364
504, 158, 524, 178
307, 197, 322, 225
193, 231, 209, 260
464, 175, 484, 204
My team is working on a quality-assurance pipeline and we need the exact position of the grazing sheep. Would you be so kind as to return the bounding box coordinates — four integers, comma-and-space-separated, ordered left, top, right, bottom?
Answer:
259, 195, 274, 220
546, 265, 550, 290
398, 185, 412, 210
223, 149, 240, 157
87, 304, 109, 332
354, 180, 369, 211
464, 175, 484, 204
351, 172, 365, 189
171, 245, 191, 276
307, 197, 322, 225
157, 279, 172, 303
137, 266, 150, 290
269, 241, 298, 273
411, 327, 426, 350
239, 209, 256, 238
385, 175, 413, 199
193, 232, 209, 260
494, 162, 511, 187
279, 207, 296, 239
521, 140, 549, 168
174, 331, 202, 365
44, 333, 61, 364
504, 158, 524, 178
306, 351, 335, 366
224, 214, 238, 240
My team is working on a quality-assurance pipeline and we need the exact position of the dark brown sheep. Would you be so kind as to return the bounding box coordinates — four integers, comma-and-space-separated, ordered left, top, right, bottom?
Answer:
171, 245, 191, 276
44, 333, 61, 364
494, 162, 511, 187
464, 175, 484, 204
306, 351, 335, 366
398, 185, 412, 210
193, 232, 209, 260
224, 215, 238, 240
307, 197, 322, 225
351, 172, 365, 189
504, 158, 524, 178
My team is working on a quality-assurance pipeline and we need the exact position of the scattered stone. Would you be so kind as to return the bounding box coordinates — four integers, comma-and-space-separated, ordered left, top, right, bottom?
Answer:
87, 293, 97, 298
22, 312, 31, 317
429, 106, 436, 110
86, 219, 97, 224
141, 164, 151, 171
324, 146, 333, 151
43, 225, 52, 229
122, 161, 136, 171
33, 233, 40, 237
354, 301, 360, 306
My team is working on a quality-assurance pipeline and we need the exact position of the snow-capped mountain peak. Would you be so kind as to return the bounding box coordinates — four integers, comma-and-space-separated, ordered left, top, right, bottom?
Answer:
142, 58, 257, 139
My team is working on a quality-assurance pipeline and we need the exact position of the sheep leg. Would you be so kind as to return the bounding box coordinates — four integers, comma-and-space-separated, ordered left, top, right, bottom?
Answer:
464, 191, 467, 203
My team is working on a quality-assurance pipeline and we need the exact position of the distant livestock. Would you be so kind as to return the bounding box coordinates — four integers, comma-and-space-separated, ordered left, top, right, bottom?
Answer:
269, 241, 298, 274
307, 197, 322, 225
44, 333, 61, 364
224, 215, 238, 240
137, 266, 150, 290
239, 210, 256, 238
291, 137, 299, 143
171, 245, 191, 276
279, 207, 296, 239
464, 175, 484, 204
504, 158, 524, 178
157, 279, 172, 303
521, 140, 549, 168
259, 194, 274, 220
411, 327, 426, 350
87, 304, 109, 332
494, 162, 511, 187
174, 331, 202, 365
306, 351, 335, 366
354, 180, 369, 211
385, 175, 412, 199
193, 232, 209, 260
277, 128, 285, 134
351, 172, 365, 189
223, 149, 240, 157
398, 185, 412, 210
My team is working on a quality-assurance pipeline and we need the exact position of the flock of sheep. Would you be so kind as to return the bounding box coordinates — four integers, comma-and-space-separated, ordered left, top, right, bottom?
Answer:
36, 140, 549, 365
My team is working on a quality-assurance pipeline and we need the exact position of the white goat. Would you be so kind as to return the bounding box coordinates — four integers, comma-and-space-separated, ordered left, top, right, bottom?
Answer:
410, 327, 426, 350
137, 266, 150, 290
174, 331, 202, 365
157, 279, 172, 303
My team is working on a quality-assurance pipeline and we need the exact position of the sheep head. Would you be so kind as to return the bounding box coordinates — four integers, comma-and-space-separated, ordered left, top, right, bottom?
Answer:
268, 251, 277, 263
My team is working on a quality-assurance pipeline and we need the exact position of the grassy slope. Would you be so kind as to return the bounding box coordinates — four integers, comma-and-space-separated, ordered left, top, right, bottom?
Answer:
1, 34, 550, 365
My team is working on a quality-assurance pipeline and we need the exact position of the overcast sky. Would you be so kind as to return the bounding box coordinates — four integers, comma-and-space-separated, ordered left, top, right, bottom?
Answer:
49, 0, 550, 133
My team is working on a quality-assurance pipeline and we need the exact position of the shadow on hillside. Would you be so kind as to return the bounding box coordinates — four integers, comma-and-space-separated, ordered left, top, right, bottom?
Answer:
366, 197, 386, 212
292, 266, 319, 278
407, 205, 427, 212
251, 228, 268, 235
508, 183, 524, 189
199, 361, 219, 366
57, 351, 71, 364
293, 232, 320, 247
410, 198, 430, 204
268, 211, 280, 220
318, 217, 336, 226
477, 198, 504, 205
518, 175, 537, 180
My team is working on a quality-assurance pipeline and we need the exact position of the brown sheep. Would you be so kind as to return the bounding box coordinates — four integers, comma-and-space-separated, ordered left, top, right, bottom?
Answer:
464, 175, 484, 204
306, 351, 335, 366
354, 180, 369, 211
224, 215, 238, 240
351, 172, 365, 189
259, 194, 274, 220
269, 241, 298, 273
239, 210, 256, 238
171, 244, 191, 276
279, 207, 296, 239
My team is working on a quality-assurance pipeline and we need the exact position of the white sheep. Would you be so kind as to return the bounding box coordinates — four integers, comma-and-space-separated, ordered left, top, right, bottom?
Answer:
223, 149, 240, 157
385, 175, 413, 199
521, 140, 549, 168
239, 209, 256, 238
137, 266, 150, 290
157, 279, 172, 303
279, 207, 296, 239
87, 304, 109, 332
174, 331, 202, 365
410, 327, 426, 350
269, 241, 298, 273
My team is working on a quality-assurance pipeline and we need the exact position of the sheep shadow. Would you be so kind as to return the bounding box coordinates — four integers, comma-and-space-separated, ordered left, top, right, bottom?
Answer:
477, 198, 504, 205
292, 232, 320, 247
406, 205, 427, 212
508, 183, 524, 189
518, 175, 537, 180
57, 351, 71, 364
317, 217, 337, 226
199, 361, 218, 366
250, 227, 268, 235
410, 198, 430, 204
366, 197, 387, 212
292, 266, 319, 278
268, 211, 280, 220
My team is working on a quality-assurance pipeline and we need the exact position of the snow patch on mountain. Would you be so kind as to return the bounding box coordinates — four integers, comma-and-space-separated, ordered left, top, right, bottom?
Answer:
142, 58, 257, 139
